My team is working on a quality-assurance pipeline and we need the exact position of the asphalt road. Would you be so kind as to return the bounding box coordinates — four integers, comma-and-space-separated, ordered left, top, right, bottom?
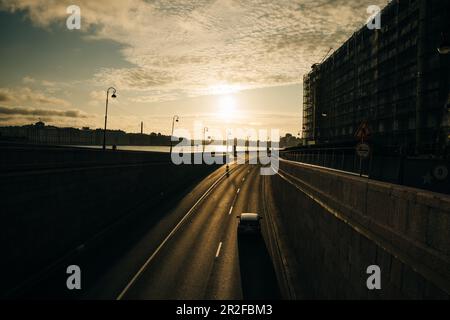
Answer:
86, 163, 282, 300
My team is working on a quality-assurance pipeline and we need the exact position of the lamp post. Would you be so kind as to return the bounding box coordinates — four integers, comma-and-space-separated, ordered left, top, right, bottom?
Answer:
203, 127, 209, 154
103, 87, 117, 150
169, 115, 179, 154
226, 129, 232, 171
246, 135, 250, 153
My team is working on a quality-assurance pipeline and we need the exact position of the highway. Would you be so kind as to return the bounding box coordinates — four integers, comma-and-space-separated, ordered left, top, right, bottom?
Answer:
85, 163, 283, 300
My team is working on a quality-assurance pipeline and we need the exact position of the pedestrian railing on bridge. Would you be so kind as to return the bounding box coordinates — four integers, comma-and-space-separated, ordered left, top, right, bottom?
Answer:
280, 147, 449, 195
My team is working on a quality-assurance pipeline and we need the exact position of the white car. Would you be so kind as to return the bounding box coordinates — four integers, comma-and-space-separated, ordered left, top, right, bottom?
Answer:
237, 213, 262, 234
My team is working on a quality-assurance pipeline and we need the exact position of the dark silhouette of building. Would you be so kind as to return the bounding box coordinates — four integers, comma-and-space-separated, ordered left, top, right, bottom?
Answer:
302, 0, 450, 156
0, 121, 172, 146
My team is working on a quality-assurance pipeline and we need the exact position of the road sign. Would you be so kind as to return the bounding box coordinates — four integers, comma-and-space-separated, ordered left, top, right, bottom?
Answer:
356, 143, 371, 158
355, 121, 371, 141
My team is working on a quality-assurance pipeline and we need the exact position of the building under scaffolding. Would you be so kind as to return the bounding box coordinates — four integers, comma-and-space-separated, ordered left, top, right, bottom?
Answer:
302, 0, 450, 156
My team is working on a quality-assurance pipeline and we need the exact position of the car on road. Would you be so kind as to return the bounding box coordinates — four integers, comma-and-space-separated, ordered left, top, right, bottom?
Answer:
237, 213, 263, 235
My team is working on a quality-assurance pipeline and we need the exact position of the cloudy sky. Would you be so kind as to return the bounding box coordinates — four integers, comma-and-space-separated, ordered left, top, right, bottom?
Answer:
0, 0, 384, 136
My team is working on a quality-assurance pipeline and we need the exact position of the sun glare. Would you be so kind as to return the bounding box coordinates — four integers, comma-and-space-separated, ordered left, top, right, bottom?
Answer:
218, 95, 237, 121
206, 84, 241, 96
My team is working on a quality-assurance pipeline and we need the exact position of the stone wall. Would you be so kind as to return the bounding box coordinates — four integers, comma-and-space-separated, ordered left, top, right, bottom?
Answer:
270, 159, 450, 299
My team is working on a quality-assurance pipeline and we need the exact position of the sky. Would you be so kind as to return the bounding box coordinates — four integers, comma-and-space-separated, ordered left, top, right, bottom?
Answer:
0, 0, 385, 136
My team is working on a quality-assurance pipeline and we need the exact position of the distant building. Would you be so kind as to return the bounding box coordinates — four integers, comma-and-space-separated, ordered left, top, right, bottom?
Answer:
0, 123, 172, 146
302, 0, 450, 155
280, 134, 301, 148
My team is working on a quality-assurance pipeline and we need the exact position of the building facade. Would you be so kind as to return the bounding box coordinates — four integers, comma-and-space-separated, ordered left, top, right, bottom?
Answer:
302, 0, 450, 155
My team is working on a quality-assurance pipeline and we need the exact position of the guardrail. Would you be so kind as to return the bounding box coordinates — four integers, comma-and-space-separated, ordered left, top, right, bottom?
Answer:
280, 147, 450, 195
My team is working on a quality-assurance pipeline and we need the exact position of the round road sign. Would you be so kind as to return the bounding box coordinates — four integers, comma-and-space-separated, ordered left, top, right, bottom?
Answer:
356, 143, 371, 158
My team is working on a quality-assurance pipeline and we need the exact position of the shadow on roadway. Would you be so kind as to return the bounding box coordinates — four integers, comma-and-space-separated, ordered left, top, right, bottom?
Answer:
237, 233, 281, 300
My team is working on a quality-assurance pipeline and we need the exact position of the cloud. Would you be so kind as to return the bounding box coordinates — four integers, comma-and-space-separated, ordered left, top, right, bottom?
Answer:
0, 87, 71, 108
19, 75, 68, 94
0, 91, 12, 102
89, 90, 104, 100
22, 76, 35, 84
0, 0, 386, 102
41, 80, 56, 87
0, 105, 88, 118
0, 103, 96, 129
0, 86, 79, 127
94, 67, 178, 91
128, 92, 182, 104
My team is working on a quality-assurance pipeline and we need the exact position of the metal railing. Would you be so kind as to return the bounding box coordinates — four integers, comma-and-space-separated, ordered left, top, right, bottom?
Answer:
280, 146, 450, 194
281, 147, 370, 176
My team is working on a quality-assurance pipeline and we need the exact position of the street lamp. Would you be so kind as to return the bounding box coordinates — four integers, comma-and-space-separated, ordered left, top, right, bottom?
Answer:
103, 87, 117, 150
203, 127, 209, 153
169, 115, 179, 154
226, 129, 232, 171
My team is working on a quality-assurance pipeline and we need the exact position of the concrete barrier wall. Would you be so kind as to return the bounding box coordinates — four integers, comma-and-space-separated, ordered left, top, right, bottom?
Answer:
0, 143, 171, 173
0, 146, 218, 294
270, 160, 450, 299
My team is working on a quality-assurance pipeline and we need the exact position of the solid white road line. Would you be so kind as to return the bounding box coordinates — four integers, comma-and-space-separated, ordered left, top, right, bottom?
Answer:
116, 164, 238, 300
215, 242, 223, 258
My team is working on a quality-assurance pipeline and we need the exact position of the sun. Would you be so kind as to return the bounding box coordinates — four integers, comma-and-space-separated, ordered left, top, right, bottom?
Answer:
218, 95, 237, 121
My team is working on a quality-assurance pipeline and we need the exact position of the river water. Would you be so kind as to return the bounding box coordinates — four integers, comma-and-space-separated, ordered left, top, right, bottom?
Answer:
67, 145, 280, 153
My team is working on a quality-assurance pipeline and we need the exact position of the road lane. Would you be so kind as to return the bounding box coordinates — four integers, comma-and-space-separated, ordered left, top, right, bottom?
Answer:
121, 164, 251, 299
203, 166, 258, 300
237, 168, 280, 300
84, 162, 238, 299
204, 165, 281, 300
116, 163, 281, 300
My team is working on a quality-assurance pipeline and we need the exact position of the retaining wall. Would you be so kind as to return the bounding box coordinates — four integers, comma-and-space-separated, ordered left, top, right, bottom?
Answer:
270, 159, 450, 299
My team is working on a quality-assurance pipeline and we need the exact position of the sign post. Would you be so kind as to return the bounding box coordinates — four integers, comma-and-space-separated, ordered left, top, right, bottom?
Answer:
355, 121, 372, 176
356, 143, 371, 158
